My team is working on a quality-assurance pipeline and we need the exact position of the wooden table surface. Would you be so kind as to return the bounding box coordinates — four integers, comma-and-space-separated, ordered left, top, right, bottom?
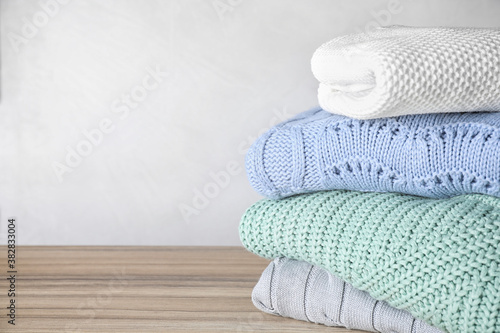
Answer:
0, 246, 362, 333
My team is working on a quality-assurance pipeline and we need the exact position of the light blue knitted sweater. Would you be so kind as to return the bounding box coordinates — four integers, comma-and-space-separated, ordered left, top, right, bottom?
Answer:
246, 107, 500, 199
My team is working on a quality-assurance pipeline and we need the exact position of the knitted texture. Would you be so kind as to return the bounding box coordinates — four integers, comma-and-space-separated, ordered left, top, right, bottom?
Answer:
246, 107, 500, 199
253, 257, 443, 333
239, 190, 500, 333
311, 26, 500, 119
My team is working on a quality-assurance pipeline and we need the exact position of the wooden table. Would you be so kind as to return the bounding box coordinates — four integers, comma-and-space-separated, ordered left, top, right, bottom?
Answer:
0, 246, 361, 332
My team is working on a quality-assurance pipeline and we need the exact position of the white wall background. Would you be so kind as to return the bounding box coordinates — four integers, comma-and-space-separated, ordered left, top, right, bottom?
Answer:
0, 0, 498, 245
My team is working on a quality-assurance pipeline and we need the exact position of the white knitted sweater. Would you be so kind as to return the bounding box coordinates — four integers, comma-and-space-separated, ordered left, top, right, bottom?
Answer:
311, 26, 500, 119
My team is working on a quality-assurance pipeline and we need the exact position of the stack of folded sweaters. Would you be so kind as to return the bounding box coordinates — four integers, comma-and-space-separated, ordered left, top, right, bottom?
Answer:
239, 26, 500, 333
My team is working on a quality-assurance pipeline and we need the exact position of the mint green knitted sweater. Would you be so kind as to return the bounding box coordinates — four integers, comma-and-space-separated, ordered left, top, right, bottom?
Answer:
239, 191, 500, 333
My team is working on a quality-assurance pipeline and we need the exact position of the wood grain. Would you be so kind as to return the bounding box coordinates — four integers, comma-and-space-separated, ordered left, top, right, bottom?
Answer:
0, 246, 362, 333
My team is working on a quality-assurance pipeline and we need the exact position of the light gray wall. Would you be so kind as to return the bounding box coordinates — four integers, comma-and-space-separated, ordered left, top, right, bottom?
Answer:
0, 0, 498, 245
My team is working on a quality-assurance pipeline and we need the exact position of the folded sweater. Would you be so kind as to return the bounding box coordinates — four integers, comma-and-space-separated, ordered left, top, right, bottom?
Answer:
254, 258, 443, 333
239, 190, 500, 333
312, 26, 500, 119
246, 107, 500, 199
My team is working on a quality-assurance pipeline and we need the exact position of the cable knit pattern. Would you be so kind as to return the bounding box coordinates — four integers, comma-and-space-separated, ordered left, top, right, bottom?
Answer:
311, 26, 500, 119
246, 107, 500, 199
239, 190, 500, 333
